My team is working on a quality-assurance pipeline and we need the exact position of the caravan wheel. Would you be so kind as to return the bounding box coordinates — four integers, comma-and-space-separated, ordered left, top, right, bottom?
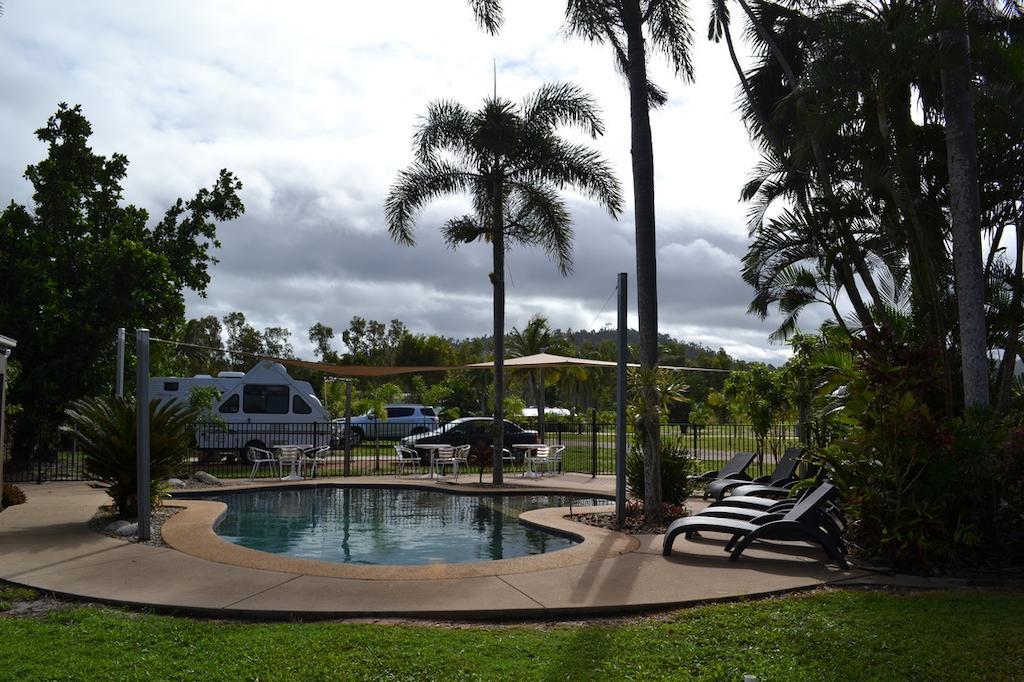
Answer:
239, 440, 267, 463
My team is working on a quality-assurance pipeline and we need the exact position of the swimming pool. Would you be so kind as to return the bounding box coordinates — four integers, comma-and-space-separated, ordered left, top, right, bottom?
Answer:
205, 487, 612, 566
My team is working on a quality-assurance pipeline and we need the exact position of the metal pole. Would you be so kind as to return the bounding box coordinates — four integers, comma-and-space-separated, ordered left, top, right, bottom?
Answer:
115, 327, 125, 398
136, 329, 151, 540
0, 341, 13, 511
343, 380, 352, 476
616, 273, 627, 527
537, 368, 546, 444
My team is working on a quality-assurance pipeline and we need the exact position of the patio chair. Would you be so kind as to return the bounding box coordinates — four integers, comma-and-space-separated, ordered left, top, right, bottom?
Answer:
393, 444, 421, 477
704, 447, 804, 501
523, 445, 555, 477
303, 446, 330, 478
277, 445, 304, 478
546, 444, 566, 476
433, 445, 459, 480
247, 446, 279, 479
692, 452, 757, 499
662, 483, 849, 569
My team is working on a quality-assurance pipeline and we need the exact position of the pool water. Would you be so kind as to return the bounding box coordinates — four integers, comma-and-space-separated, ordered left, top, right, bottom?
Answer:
207, 487, 611, 565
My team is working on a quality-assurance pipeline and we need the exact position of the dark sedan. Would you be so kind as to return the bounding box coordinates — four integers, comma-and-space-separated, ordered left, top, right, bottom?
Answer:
400, 417, 539, 465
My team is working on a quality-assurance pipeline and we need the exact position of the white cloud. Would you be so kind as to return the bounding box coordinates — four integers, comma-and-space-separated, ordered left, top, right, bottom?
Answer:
0, 0, 812, 362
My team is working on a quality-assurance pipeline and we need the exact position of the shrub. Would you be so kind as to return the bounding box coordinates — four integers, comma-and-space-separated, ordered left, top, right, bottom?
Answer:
2, 483, 26, 507
63, 396, 196, 519
626, 437, 698, 504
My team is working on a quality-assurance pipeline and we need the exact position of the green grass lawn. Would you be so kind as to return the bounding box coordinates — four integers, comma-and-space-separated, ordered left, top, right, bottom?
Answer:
1, 588, 1021, 680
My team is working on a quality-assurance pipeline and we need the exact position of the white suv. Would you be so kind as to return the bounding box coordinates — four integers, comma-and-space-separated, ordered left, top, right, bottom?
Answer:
332, 404, 439, 446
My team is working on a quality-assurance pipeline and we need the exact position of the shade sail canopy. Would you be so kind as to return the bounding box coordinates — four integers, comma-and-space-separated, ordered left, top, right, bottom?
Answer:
264, 352, 730, 377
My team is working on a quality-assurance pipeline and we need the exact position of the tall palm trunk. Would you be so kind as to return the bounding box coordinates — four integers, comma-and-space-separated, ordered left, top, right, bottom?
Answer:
939, 0, 990, 409
492, 174, 507, 483
996, 219, 1023, 410
622, 0, 662, 513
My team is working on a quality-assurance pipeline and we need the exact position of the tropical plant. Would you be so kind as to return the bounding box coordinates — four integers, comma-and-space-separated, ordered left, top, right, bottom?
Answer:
1, 484, 26, 508
625, 437, 697, 505
63, 396, 197, 519
723, 365, 791, 460
468, 0, 695, 513
721, 1, 1023, 416
385, 82, 623, 483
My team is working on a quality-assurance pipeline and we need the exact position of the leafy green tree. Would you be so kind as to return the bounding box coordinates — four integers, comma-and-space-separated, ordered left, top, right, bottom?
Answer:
723, 365, 791, 461
0, 104, 243, 465
385, 83, 622, 483
308, 322, 339, 362
180, 315, 225, 375
341, 317, 407, 365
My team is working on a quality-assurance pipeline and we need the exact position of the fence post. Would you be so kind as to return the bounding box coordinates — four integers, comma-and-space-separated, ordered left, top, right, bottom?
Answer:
590, 409, 597, 477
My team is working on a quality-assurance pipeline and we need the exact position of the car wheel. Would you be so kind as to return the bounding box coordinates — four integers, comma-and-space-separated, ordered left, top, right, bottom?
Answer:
349, 429, 363, 447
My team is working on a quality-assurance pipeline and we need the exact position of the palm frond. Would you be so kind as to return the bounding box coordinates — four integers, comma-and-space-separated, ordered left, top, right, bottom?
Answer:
645, 0, 696, 81
468, 0, 503, 34
506, 181, 574, 275
384, 160, 474, 244
413, 100, 475, 163
522, 82, 604, 138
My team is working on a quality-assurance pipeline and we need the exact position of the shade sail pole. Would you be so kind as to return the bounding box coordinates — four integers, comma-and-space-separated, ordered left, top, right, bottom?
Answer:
136, 329, 151, 541
616, 273, 627, 527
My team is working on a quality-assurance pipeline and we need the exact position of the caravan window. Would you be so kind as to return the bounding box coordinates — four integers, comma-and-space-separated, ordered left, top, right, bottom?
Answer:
243, 384, 290, 414
219, 394, 239, 413
292, 395, 312, 415
163, 382, 179, 392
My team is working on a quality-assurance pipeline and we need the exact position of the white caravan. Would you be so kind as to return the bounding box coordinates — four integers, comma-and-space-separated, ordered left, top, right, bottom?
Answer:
151, 360, 329, 460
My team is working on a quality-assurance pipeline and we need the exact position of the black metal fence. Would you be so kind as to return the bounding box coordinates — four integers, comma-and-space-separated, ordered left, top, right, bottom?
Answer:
3, 420, 801, 483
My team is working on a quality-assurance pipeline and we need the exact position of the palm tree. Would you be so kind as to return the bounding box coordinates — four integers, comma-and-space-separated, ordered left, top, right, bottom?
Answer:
385, 83, 623, 483
469, 0, 695, 515
507, 314, 576, 439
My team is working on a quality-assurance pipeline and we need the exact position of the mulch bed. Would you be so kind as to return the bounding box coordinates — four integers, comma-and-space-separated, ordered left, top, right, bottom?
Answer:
569, 503, 689, 535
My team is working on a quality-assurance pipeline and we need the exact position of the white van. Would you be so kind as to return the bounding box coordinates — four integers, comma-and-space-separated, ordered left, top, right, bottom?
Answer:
151, 361, 329, 460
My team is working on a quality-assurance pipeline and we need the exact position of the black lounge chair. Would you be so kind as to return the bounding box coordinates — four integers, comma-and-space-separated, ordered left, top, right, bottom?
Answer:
662, 483, 849, 569
704, 447, 803, 501
692, 452, 756, 497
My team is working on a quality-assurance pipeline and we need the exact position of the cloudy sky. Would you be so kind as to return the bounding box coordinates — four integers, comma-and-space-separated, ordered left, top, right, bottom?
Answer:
0, 1, 823, 362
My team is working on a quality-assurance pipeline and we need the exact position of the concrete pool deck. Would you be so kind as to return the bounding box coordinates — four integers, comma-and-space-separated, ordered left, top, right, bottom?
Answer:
0, 477, 866, 619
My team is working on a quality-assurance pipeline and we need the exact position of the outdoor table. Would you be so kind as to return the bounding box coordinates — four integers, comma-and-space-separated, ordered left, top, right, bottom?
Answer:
275, 444, 311, 481
413, 443, 453, 480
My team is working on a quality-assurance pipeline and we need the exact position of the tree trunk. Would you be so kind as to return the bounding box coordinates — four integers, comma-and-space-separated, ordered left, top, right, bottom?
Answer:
492, 175, 506, 484
622, 0, 661, 514
996, 220, 1023, 410
939, 0, 990, 409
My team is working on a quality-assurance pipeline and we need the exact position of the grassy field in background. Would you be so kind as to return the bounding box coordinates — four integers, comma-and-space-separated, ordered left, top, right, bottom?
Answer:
0, 588, 1021, 680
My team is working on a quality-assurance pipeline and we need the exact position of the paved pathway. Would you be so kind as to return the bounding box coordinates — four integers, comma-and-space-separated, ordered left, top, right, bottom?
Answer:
0, 479, 864, 619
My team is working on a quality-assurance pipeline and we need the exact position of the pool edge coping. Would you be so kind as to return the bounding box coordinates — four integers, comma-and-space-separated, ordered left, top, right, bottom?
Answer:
162, 480, 640, 581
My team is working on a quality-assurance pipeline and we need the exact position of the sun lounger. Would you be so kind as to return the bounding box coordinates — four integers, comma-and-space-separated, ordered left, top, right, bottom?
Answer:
704, 447, 803, 501
663, 483, 848, 568
691, 452, 757, 497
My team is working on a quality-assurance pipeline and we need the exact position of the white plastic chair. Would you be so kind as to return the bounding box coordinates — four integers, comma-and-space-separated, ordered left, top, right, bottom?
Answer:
433, 445, 458, 480
546, 444, 566, 476
303, 446, 330, 478
393, 444, 421, 477
277, 445, 304, 478
524, 445, 553, 477
247, 446, 279, 479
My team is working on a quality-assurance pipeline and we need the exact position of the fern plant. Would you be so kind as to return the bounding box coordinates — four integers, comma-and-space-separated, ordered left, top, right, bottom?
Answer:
63, 396, 196, 519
